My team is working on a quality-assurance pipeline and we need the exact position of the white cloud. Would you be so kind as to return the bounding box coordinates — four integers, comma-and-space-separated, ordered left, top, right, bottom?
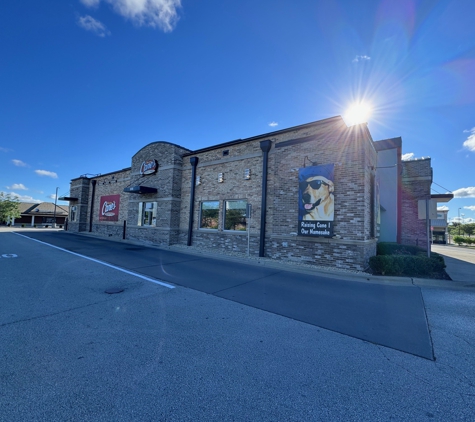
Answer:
352, 55, 371, 63
401, 153, 414, 161
463, 205, 475, 211
6, 183, 28, 190
77, 15, 111, 37
437, 206, 449, 211
12, 159, 28, 167
453, 187, 475, 198
35, 170, 58, 179
81, 0, 182, 32
7, 192, 42, 203
269, 122, 278, 127
462, 127, 475, 152
0, 147, 12, 153
48, 194, 58, 200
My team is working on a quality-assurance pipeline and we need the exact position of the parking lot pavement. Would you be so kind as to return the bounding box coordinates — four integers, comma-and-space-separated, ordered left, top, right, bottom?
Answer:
9, 229, 433, 359
431, 244, 475, 283
1, 229, 475, 421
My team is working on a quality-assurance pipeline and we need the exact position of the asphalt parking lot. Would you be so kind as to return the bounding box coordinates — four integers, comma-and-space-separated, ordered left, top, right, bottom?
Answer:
1, 229, 474, 421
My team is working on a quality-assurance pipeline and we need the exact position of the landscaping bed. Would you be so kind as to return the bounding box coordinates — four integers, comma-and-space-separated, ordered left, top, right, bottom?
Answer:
368, 243, 451, 280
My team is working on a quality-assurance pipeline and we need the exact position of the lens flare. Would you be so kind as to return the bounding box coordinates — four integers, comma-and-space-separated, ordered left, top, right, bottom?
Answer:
344, 102, 372, 126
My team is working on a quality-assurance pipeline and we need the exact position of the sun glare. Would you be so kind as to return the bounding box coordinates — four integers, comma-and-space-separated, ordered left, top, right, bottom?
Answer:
344, 102, 372, 126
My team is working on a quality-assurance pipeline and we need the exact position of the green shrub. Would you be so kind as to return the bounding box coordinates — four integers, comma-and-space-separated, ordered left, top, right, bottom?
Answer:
453, 236, 464, 245
370, 252, 446, 276
377, 242, 423, 256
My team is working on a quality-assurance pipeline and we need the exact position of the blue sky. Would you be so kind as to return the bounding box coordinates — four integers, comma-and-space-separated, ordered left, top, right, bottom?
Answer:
1, 0, 474, 223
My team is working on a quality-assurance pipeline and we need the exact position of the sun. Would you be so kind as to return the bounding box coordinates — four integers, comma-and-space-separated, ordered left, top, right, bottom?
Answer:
344, 102, 372, 126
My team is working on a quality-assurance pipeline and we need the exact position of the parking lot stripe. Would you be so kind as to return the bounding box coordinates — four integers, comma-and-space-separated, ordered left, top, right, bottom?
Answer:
13, 232, 175, 289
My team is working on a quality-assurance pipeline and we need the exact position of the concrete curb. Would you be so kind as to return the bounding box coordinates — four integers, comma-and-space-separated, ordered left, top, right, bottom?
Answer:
6, 227, 472, 290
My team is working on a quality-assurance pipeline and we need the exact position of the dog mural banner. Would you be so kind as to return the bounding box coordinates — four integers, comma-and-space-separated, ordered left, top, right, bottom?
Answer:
298, 164, 334, 237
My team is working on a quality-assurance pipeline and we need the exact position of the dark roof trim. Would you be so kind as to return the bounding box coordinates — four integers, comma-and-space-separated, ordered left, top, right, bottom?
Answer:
374, 137, 402, 151
71, 167, 131, 182
276, 134, 338, 149
183, 116, 345, 156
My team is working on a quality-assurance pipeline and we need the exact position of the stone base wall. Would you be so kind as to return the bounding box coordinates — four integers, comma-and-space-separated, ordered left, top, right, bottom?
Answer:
183, 230, 376, 271
126, 226, 176, 246
265, 236, 376, 271
91, 223, 125, 239
187, 230, 259, 255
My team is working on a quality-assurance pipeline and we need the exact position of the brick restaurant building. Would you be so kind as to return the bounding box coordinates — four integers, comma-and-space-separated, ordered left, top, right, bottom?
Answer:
62, 116, 445, 271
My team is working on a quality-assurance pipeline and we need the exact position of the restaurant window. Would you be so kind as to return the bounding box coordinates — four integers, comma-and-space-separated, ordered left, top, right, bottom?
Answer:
200, 201, 219, 229
138, 202, 157, 226
224, 200, 247, 231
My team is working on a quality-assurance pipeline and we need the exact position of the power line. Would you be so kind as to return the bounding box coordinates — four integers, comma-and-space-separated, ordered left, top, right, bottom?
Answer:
432, 181, 453, 193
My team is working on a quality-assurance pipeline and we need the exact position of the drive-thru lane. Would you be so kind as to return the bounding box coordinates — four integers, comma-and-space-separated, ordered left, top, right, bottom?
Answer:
9, 230, 433, 359
2, 228, 475, 421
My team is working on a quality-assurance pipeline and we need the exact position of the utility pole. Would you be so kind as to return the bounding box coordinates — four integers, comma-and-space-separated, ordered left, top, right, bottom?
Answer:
53, 187, 58, 228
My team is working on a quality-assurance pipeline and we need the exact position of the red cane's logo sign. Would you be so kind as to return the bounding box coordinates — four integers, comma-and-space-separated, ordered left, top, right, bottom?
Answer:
101, 201, 116, 217
140, 159, 158, 175
99, 195, 120, 221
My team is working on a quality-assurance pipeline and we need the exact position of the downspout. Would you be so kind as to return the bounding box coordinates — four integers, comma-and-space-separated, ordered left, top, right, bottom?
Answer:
89, 179, 96, 232
187, 157, 199, 246
259, 140, 272, 257
397, 146, 402, 243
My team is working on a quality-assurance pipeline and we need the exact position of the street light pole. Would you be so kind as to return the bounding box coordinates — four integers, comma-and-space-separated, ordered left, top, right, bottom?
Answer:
458, 208, 461, 235
53, 187, 58, 228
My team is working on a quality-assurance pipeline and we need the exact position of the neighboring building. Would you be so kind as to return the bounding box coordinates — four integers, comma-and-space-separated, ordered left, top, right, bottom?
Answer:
12, 202, 69, 227
431, 208, 449, 244
61, 116, 448, 271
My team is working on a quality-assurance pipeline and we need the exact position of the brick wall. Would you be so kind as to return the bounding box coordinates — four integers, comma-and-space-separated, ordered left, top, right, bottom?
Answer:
180, 119, 378, 270
400, 159, 432, 248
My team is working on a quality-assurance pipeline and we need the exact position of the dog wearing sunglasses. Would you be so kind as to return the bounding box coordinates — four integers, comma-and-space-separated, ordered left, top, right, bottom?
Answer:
300, 175, 334, 221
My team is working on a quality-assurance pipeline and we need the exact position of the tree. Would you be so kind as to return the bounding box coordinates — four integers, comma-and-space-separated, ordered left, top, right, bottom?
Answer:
447, 223, 460, 236
0, 192, 21, 224
462, 223, 475, 237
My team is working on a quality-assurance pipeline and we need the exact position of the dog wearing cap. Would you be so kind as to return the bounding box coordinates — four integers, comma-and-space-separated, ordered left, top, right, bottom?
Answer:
300, 175, 334, 221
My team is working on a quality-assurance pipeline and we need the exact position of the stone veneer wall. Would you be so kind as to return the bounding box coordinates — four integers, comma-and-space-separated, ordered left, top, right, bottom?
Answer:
125, 142, 190, 246
400, 158, 432, 249
68, 177, 91, 232
66, 118, 385, 271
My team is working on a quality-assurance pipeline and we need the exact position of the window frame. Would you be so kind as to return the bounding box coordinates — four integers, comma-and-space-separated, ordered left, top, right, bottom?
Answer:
138, 202, 157, 227
199, 200, 220, 230
70, 206, 77, 222
223, 199, 248, 232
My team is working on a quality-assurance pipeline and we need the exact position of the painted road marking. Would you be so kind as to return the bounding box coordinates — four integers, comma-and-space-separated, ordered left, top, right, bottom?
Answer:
12, 233, 175, 289
1, 254, 18, 258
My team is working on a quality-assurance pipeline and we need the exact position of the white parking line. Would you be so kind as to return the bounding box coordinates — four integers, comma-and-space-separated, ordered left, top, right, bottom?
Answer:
13, 232, 175, 289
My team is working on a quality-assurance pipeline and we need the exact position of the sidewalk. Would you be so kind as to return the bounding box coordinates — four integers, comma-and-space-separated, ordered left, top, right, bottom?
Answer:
3, 226, 472, 288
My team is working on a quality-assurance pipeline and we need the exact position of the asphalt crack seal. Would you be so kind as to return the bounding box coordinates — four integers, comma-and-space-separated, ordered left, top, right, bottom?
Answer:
105, 287, 124, 294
